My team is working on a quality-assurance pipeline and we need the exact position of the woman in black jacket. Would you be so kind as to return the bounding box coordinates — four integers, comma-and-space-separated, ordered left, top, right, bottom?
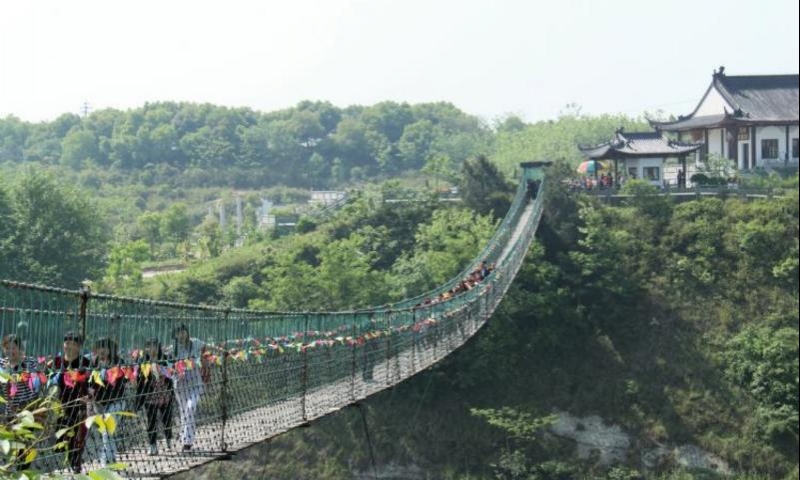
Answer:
49, 331, 92, 474
135, 338, 175, 456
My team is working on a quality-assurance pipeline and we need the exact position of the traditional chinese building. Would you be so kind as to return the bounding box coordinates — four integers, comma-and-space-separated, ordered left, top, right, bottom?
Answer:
651, 67, 799, 170
578, 128, 701, 187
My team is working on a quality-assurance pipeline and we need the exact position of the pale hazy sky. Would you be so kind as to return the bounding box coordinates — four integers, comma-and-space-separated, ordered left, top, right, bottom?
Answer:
2, 0, 798, 124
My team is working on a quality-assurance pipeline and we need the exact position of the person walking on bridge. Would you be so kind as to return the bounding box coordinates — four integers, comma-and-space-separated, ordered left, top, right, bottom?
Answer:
135, 338, 174, 456
88, 337, 126, 466
170, 324, 209, 452
49, 331, 91, 474
1, 334, 40, 472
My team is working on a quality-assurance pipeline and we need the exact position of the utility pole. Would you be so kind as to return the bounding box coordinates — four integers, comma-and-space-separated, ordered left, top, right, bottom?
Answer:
80, 101, 91, 117
235, 195, 242, 236
218, 200, 226, 229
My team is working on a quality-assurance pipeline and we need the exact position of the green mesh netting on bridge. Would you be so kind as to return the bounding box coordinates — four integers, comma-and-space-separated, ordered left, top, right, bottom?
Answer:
1, 172, 547, 479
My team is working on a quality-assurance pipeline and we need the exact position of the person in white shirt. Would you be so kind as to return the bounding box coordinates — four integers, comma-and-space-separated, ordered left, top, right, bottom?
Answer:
171, 324, 209, 451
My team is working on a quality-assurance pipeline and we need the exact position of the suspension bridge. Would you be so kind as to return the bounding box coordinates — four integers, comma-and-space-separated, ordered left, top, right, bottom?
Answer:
1, 162, 549, 479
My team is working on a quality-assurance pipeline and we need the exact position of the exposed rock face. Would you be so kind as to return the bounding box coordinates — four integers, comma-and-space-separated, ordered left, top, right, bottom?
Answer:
549, 411, 731, 475
673, 444, 731, 475
549, 412, 630, 464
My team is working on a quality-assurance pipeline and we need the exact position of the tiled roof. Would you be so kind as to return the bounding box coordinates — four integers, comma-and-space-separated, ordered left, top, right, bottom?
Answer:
654, 70, 799, 131
649, 114, 728, 131
716, 74, 799, 121
578, 130, 701, 159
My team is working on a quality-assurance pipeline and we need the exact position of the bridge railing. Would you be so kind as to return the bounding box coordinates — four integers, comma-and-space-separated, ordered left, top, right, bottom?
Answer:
582, 184, 785, 199
378, 177, 535, 312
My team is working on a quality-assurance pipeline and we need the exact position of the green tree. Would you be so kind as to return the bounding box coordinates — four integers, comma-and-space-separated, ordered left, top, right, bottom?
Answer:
492, 110, 649, 176
0, 185, 17, 277
0, 115, 28, 162
459, 155, 514, 217
397, 119, 435, 171
160, 203, 191, 248
307, 152, 328, 189
725, 325, 799, 441
197, 213, 223, 259
330, 118, 378, 175
22, 124, 61, 164
136, 211, 163, 257
222, 275, 259, 308
422, 154, 455, 192
390, 208, 495, 298
108, 133, 140, 169
102, 239, 150, 291
60, 128, 99, 169
7, 169, 109, 286
316, 233, 387, 309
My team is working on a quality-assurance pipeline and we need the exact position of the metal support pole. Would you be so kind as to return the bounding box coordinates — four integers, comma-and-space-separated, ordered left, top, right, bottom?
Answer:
411, 307, 417, 371
79, 285, 89, 340
350, 313, 357, 401
385, 310, 392, 386
301, 313, 309, 422
220, 309, 230, 452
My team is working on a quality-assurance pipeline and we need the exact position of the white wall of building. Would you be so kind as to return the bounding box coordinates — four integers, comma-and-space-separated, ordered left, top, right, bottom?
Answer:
622, 158, 664, 186
703, 124, 799, 170
695, 87, 732, 116
707, 128, 724, 157
755, 125, 789, 166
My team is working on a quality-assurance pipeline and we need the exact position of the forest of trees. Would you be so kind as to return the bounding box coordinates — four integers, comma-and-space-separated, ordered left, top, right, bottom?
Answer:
0, 101, 496, 189
0, 100, 649, 290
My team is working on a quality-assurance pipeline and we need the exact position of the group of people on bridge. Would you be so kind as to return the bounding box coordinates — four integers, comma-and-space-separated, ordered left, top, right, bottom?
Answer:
418, 260, 496, 308
1, 324, 210, 474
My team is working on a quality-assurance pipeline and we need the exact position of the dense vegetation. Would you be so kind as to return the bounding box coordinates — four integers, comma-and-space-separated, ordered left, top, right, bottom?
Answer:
0, 102, 646, 290
165, 167, 798, 480
1, 101, 494, 189
2, 102, 797, 479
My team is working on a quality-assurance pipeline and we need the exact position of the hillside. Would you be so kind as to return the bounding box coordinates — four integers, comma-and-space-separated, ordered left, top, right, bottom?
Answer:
2, 105, 796, 479
172, 172, 799, 480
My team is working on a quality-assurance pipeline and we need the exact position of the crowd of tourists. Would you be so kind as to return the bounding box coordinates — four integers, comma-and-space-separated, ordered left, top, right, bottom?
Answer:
415, 260, 495, 309
567, 173, 620, 190
357, 260, 497, 383
1, 324, 210, 474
